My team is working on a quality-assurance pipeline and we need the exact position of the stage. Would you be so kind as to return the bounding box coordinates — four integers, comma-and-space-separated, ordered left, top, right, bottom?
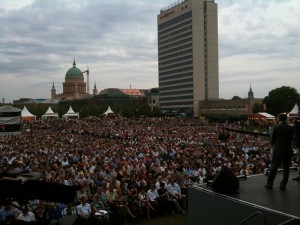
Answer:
188, 170, 300, 225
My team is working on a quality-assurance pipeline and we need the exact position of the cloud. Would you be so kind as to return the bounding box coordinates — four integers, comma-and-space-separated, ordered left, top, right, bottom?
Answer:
219, 0, 300, 57
220, 52, 299, 98
0, 0, 299, 103
218, 0, 300, 98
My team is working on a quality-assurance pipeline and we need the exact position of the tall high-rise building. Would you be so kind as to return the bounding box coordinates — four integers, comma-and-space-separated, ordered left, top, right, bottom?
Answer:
157, 0, 219, 117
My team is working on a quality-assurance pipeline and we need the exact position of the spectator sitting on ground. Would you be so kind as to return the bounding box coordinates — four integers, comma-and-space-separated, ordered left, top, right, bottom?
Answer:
17, 205, 36, 223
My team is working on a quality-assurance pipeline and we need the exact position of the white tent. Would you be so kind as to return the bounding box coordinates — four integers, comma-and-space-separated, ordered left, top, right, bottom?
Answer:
102, 106, 117, 116
248, 112, 275, 120
288, 103, 300, 118
62, 106, 79, 120
21, 106, 36, 121
41, 106, 59, 119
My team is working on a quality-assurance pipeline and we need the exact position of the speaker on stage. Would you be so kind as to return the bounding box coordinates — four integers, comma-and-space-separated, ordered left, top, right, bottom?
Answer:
212, 166, 239, 194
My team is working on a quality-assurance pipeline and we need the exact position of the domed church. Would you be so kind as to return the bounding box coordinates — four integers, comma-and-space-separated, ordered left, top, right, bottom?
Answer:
51, 60, 96, 100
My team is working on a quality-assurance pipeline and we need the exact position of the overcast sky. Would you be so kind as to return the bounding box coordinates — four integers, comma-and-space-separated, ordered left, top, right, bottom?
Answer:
0, 0, 299, 103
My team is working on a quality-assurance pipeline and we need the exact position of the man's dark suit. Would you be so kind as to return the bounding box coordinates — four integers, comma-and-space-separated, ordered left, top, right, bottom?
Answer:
266, 120, 294, 189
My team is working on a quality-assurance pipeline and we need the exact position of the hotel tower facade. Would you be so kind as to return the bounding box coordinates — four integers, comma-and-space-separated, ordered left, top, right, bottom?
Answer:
157, 0, 219, 117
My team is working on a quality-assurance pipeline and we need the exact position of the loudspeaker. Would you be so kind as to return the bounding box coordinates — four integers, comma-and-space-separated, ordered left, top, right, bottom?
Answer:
24, 180, 79, 203
212, 166, 239, 194
0, 178, 79, 203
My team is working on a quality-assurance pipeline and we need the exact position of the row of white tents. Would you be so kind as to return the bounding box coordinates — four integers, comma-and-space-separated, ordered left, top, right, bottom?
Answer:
15, 103, 300, 121
41, 106, 79, 120
21, 105, 116, 121
21, 106, 79, 121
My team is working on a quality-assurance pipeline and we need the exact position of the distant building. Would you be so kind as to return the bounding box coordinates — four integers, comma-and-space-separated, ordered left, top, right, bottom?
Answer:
146, 88, 160, 110
199, 98, 263, 117
13, 98, 58, 106
82, 88, 154, 108
158, 0, 219, 117
57, 84, 157, 110
248, 84, 254, 99
51, 60, 97, 101
119, 88, 145, 98
11, 57, 158, 109
93, 82, 98, 96
89, 88, 131, 105
199, 84, 262, 117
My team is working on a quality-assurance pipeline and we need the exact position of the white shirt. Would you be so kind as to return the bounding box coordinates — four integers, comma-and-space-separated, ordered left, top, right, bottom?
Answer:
77, 203, 92, 217
198, 175, 206, 184
198, 167, 207, 176
17, 212, 36, 222
147, 189, 159, 201
167, 182, 181, 195
155, 180, 166, 190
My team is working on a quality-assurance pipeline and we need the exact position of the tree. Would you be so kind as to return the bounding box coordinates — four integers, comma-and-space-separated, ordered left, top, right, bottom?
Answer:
151, 106, 162, 117
263, 86, 300, 116
252, 103, 263, 113
26, 104, 49, 118
232, 96, 242, 100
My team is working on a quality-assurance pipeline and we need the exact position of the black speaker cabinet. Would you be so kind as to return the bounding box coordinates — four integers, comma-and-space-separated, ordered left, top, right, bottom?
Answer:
212, 166, 239, 194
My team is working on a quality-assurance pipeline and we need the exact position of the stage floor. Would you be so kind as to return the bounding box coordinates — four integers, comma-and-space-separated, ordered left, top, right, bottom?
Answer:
200, 170, 300, 218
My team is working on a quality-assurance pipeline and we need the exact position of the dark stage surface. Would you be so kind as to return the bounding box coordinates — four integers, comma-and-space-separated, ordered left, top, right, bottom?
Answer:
199, 170, 300, 218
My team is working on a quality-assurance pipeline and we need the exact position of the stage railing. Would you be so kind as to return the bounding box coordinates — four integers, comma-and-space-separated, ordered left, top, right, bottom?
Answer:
278, 218, 300, 225
237, 211, 266, 225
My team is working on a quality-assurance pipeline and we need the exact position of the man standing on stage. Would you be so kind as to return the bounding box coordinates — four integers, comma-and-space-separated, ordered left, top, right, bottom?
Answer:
265, 113, 294, 190
292, 112, 300, 181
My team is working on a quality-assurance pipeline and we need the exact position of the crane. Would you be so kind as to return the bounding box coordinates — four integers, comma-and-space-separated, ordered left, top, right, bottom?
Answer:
81, 65, 89, 94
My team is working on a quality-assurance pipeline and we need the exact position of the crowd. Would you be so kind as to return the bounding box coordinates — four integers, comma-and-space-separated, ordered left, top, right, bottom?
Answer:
0, 117, 296, 225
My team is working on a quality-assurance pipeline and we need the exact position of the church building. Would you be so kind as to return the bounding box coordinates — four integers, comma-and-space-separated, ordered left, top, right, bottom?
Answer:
51, 60, 97, 100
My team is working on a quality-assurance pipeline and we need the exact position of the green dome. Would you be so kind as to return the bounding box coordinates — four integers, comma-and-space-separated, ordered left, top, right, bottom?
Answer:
65, 60, 83, 78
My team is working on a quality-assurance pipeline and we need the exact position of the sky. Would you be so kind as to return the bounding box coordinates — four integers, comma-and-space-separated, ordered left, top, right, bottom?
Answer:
0, 0, 299, 103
